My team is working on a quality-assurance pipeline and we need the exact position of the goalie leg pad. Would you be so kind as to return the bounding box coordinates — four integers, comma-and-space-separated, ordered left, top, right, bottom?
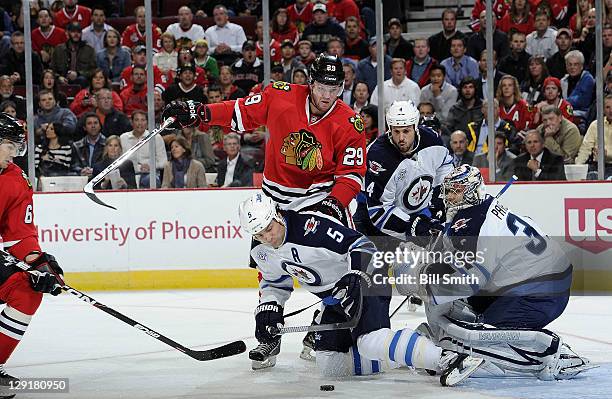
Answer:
316, 347, 382, 377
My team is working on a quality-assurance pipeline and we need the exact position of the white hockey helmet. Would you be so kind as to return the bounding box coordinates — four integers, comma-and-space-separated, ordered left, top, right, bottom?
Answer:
442, 165, 487, 215
386, 100, 420, 129
238, 192, 282, 235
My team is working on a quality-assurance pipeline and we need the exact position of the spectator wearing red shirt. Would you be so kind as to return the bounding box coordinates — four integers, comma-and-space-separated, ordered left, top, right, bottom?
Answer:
535, 76, 576, 125
286, 0, 313, 33
470, 0, 509, 32
70, 69, 123, 118
218, 65, 246, 100
54, 0, 91, 30
271, 8, 300, 45
121, 6, 162, 51
120, 66, 148, 117
166, 48, 209, 88
255, 19, 281, 63
344, 16, 369, 61
497, 74, 535, 131
326, 0, 360, 24
498, 0, 535, 35
120, 45, 166, 91
31, 9, 67, 65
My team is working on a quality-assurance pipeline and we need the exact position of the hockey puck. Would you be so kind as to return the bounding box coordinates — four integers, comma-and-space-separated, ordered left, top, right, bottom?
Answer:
320, 384, 335, 391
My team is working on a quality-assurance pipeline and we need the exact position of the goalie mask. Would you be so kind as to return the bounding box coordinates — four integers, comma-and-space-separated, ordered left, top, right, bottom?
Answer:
386, 100, 420, 155
238, 192, 284, 235
442, 165, 487, 215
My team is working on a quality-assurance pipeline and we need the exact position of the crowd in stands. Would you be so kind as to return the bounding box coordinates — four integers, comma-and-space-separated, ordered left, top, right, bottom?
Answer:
1, 0, 610, 189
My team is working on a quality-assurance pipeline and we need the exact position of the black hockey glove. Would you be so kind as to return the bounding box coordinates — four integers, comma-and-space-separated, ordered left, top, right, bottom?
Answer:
255, 302, 284, 343
406, 214, 443, 237
330, 271, 371, 320
27, 253, 65, 296
162, 100, 210, 129
303, 196, 347, 226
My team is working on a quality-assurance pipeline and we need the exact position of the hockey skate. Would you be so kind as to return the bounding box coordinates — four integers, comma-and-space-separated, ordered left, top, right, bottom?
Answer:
541, 342, 598, 380
300, 332, 316, 361
249, 339, 281, 370
0, 365, 17, 399
438, 351, 484, 386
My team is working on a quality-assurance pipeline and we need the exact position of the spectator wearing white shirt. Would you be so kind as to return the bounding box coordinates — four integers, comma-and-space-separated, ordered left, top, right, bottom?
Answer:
120, 110, 167, 188
166, 6, 205, 47
370, 58, 420, 112
81, 6, 112, 53
526, 9, 558, 60
205, 5, 247, 66
419, 64, 458, 124
214, 133, 253, 187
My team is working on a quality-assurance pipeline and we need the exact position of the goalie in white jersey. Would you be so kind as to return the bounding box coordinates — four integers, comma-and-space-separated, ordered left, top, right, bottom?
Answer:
238, 192, 484, 386
393, 165, 594, 380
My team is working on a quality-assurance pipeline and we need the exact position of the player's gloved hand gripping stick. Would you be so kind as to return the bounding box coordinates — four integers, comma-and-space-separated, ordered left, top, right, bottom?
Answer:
0, 249, 246, 361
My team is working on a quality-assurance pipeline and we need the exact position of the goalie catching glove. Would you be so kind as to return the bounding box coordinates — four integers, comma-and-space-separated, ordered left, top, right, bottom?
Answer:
255, 302, 284, 343
27, 253, 65, 296
162, 100, 210, 129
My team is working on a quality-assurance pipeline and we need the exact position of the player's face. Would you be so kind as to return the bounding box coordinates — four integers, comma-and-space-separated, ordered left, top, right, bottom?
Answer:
254, 219, 285, 249
544, 84, 559, 100
391, 126, 416, 154
444, 184, 465, 208
0, 140, 18, 169
310, 81, 341, 115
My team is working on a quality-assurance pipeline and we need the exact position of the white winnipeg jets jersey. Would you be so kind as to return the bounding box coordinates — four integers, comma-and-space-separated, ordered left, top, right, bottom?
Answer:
365, 127, 453, 239
252, 210, 376, 306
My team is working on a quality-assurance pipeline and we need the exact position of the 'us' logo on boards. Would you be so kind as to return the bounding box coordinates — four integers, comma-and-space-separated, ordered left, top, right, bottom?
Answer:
564, 198, 612, 254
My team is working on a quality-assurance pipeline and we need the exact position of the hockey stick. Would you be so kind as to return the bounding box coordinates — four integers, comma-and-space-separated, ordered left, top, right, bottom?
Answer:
0, 250, 246, 361
495, 175, 517, 199
83, 116, 176, 210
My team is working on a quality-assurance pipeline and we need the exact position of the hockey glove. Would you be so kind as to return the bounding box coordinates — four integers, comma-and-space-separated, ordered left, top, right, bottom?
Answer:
255, 302, 284, 343
27, 253, 65, 296
162, 100, 210, 129
406, 214, 443, 237
330, 271, 371, 320
303, 196, 347, 226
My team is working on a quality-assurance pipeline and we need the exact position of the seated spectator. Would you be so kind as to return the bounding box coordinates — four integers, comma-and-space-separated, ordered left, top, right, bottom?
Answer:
92, 135, 137, 189
241, 124, 266, 171
72, 112, 106, 177
162, 137, 208, 188
166, 6, 206, 46
271, 8, 299, 45
341, 63, 356, 105
121, 6, 162, 51
120, 45, 166, 91
344, 16, 369, 62
521, 56, 549, 106
546, 28, 573, 79
255, 19, 281, 64
94, 88, 132, 136
120, 110, 167, 187
574, 8, 596, 64
440, 37, 479, 88
81, 6, 112, 53
301, 3, 345, 54
405, 38, 437, 88
163, 63, 208, 104
467, 10, 510, 61
0, 75, 26, 120
561, 50, 595, 132
514, 130, 566, 180
472, 132, 517, 181
497, 75, 535, 131
470, 0, 509, 32
153, 32, 178, 74
213, 133, 253, 187
0, 100, 17, 119
200, 85, 231, 157
575, 94, 612, 179
96, 29, 131, 83
71, 68, 123, 118
476, 49, 503, 101
526, 9, 558, 60
386, 18, 413, 59
420, 64, 458, 124
296, 40, 316, 67
536, 105, 582, 163
467, 98, 518, 155
326, 37, 356, 69
428, 9, 466, 63
120, 66, 148, 117
168, 47, 208, 87
178, 126, 216, 171
51, 22, 97, 88
193, 39, 219, 81
231, 41, 263, 94
593, 24, 612, 77
360, 104, 379, 145
32, 8, 67, 65
280, 40, 306, 82
498, 30, 531, 82
356, 38, 392, 94
39, 70, 69, 111
445, 76, 483, 135
34, 122, 76, 177
286, 0, 313, 33
54, 0, 91, 29
352, 81, 370, 113
1, 32, 43, 86
418, 102, 451, 144
292, 68, 308, 84
34, 89, 77, 140
326, 0, 361, 25
371, 58, 420, 112
570, 0, 594, 35
218, 65, 246, 100
205, 4, 247, 66
498, 0, 535, 35
449, 130, 474, 166
535, 76, 576, 124
154, 91, 165, 127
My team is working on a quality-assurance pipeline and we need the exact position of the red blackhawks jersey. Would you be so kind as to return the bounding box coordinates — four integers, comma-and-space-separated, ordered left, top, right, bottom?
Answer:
499, 99, 535, 131
0, 164, 41, 263
54, 5, 92, 29
31, 26, 67, 53
208, 83, 366, 211
120, 64, 167, 92
121, 24, 162, 50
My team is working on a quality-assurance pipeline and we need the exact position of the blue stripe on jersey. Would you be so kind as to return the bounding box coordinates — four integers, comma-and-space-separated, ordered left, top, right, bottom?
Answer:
374, 205, 396, 230
263, 275, 292, 284
260, 284, 294, 292
504, 271, 573, 296
368, 205, 382, 217
372, 360, 380, 373
388, 330, 402, 362
404, 332, 420, 367
353, 346, 362, 375
473, 262, 491, 284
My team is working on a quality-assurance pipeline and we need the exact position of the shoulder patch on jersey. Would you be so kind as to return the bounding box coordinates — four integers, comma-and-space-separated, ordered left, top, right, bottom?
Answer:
368, 160, 387, 175
401, 175, 433, 211
257, 249, 268, 262
451, 218, 472, 232
566, 104, 573, 115
349, 114, 364, 133
280, 129, 323, 171
303, 216, 319, 236
272, 81, 291, 91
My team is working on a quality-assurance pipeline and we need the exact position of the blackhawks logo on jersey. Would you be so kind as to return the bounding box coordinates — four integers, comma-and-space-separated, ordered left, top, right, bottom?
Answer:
281, 129, 323, 171
349, 114, 364, 133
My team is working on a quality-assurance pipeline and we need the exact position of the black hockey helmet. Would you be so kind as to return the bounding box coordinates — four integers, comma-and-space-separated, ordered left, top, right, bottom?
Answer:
309, 53, 344, 86
0, 112, 26, 156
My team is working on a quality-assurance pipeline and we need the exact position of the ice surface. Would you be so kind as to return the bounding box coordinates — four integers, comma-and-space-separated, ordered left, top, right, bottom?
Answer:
6, 290, 611, 399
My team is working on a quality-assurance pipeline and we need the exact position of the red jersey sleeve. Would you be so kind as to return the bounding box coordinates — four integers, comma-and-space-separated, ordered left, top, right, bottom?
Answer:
208, 85, 273, 132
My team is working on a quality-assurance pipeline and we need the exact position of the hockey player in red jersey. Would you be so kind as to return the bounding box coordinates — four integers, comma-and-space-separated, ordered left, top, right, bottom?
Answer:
0, 114, 65, 397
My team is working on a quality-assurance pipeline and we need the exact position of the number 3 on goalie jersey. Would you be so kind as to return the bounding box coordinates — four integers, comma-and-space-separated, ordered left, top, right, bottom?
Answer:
506, 213, 547, 255
343, 147, 363, 166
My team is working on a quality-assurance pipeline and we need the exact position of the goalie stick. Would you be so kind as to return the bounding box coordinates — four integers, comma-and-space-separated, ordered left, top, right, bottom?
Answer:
0, 249, 246, 361
83, 116, 176, 210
